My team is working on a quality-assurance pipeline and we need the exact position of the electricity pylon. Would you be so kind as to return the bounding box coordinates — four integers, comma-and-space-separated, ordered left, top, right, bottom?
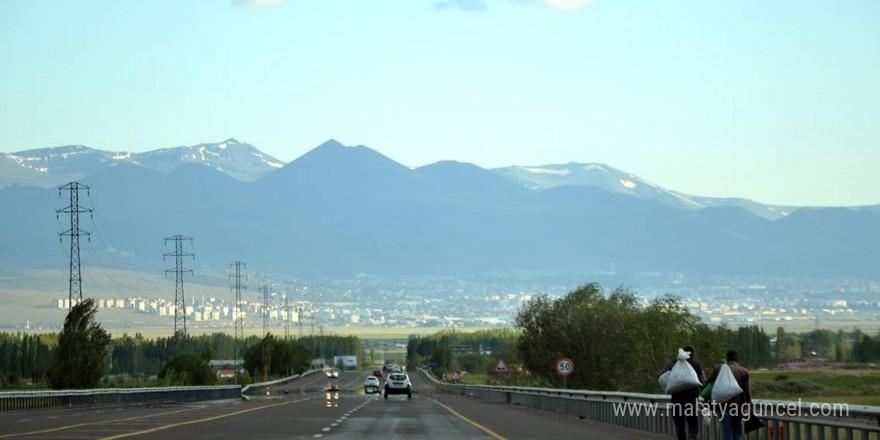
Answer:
261, 285, 270, 338
229, 261, 247, 381
57, 182, 92, 309
164, 235, 194, 338
284, 293, 290, 341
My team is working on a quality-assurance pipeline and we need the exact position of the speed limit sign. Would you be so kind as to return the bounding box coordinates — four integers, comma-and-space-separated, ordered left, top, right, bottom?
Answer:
556, 358, 574, 376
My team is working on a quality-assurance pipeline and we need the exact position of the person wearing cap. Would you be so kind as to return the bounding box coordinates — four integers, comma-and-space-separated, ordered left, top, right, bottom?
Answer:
658, 345, 707, 440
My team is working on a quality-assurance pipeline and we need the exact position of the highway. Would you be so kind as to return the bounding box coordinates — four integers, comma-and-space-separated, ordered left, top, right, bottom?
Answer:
0, 371, 669, 440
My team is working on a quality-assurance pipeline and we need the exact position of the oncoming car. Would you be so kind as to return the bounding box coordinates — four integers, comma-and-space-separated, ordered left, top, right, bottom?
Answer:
384, 372, 412, 400
364, 375, 380, 394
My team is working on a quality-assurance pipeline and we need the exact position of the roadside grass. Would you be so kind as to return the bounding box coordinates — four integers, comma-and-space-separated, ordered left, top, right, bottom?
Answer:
459, 373, 489, 385
751, 368, 880, 406
425, 366, 880, 407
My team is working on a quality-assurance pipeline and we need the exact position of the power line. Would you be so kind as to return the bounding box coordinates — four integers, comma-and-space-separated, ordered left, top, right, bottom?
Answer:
56, 182, 92, 309
164, 235, 194, 338
87, 196, 151, 297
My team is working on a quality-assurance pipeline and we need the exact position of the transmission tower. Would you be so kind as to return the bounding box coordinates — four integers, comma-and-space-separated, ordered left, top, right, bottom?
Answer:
56, 182, 93, 309
298, 306, 304, 339
229, 261, 247, 378
283, 294, 290, 340
164, 235, 194, 338
261, 285, 270, 337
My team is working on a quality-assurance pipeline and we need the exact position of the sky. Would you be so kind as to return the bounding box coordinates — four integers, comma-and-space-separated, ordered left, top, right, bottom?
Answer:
1, 0, 878, 207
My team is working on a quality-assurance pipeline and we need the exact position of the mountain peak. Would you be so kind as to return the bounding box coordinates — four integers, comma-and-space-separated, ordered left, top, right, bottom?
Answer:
316, 139, 346, 150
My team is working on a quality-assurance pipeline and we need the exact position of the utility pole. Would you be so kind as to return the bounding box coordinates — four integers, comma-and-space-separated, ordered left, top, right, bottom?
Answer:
298, 306, 304, 339
229, 261, 247, 383
56, 182, 92, 309
164, 235, 194, 338
261, 285, 270, 338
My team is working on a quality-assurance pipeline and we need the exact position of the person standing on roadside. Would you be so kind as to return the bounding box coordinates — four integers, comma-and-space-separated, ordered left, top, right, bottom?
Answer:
658, 345, 707, 440
707, 350, 752, 440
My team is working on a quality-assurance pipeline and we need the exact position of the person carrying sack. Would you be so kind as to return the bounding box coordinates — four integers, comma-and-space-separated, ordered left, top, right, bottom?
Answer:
707, 350, 752, 440
658, 346, 706, 440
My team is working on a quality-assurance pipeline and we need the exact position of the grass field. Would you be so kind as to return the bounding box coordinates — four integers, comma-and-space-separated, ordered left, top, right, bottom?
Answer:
751, 368, 880, 406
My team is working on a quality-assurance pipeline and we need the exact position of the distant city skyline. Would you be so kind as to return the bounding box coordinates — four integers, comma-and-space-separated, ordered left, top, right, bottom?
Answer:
1, 1, 878, 207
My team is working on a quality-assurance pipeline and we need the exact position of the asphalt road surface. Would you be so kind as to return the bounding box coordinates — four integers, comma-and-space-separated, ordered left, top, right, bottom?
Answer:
0, 371, 670, 440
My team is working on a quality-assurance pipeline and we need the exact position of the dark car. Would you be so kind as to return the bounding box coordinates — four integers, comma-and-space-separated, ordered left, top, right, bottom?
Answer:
373, 369, 383, 378
384, 372, 412, 400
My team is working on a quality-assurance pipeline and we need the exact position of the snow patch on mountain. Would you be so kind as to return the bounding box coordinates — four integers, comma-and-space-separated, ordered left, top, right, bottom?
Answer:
620, 179, 637, 190
252, 151, 284, 168
523, 166, 571, 176
583, 164, 607, 172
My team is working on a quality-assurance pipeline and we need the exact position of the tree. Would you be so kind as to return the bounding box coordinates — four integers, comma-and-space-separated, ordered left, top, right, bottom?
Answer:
515, 283, 705, 393
158, 349, 217, 386
243, 334, 309, 379
47, 299, 111, 389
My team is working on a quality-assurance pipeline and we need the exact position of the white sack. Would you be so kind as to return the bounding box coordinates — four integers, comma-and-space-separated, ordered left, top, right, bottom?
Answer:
658, 370, 670, 391
711, 363, 743, 403
664, 348, 701, 394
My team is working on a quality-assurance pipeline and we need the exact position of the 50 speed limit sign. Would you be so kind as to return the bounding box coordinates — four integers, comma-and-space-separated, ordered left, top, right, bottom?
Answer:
556, 358, 574, 376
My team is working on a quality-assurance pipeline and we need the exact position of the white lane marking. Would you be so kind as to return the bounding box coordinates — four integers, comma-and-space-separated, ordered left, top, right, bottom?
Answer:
313, 435, 323, 438
18, 419, 32, 422
322, 427, 331, 432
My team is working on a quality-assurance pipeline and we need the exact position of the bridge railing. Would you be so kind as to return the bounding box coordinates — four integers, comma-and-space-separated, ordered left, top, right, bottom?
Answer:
0, 385, 241, 412
423, 370, 880, 440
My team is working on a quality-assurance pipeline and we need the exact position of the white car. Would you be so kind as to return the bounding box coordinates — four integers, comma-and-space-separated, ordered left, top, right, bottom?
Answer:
364, 375, 381, 393
384, 373, 412, 400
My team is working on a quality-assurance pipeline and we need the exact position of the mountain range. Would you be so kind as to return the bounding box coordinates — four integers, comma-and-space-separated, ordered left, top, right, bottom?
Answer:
0, 138, 282, 187
1, 139, 878, 281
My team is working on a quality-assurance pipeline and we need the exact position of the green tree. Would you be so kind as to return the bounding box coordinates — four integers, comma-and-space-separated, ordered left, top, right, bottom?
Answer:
243, 334, 309, 379
158, 349, 217, 386
47, 299, 111, 389
515, 283, 704, 393
834, 330, 850, 362
802, 329, 835, 360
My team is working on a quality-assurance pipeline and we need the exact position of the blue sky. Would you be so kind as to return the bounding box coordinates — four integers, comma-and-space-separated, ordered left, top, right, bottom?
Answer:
1, 0, 878, 207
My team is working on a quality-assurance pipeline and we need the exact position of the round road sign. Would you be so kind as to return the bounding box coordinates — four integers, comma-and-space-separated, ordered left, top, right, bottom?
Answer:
556, 358, 574, 376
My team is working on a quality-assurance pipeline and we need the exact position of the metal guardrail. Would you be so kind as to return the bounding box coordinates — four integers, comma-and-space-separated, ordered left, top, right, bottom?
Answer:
0, 385, 241, 412
241, 369, 323, 398
1, 368, 327, 411
423, 370, 880, 440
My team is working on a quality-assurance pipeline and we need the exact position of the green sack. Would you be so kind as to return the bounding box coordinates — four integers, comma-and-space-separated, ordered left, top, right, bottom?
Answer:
700, 382, 714, 400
